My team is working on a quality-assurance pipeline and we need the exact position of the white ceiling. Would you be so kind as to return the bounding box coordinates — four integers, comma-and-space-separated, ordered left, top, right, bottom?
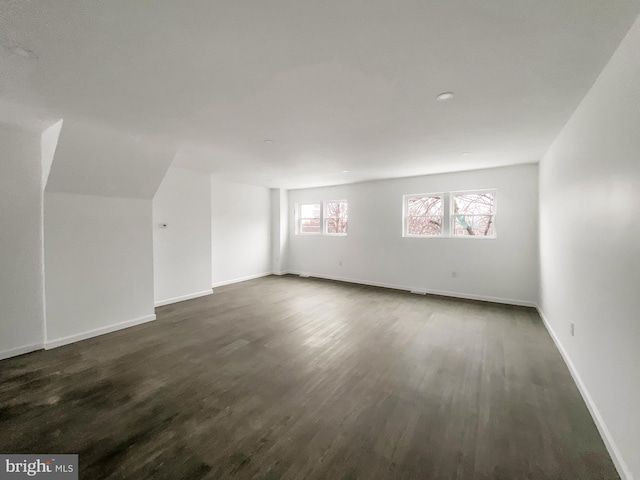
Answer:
1, 1, 639, 189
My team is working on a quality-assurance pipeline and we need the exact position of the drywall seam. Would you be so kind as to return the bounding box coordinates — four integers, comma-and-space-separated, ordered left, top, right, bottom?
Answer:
536, 306, 632, 480
287, 270, 537, 307
154, 289, 213, 307
212, 272, 272, 288
44, 314, 156, 350
0, 344, 43, 361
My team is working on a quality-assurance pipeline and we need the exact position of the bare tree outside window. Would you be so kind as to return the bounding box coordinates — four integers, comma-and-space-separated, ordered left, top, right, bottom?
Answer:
299, 203, 321, 234
406, 195, 442, 236
452, 192, 495, 236
325, 201, 348, 235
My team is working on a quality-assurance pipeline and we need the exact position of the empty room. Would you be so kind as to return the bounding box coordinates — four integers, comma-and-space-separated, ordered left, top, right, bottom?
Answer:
1, 2, 639, 479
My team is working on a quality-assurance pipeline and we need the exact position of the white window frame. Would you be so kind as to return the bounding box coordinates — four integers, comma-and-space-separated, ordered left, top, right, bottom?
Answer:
449, 189, 497, 239
296, 202, 322, 235
324, 200, 348, 236
403, 193, 445, 238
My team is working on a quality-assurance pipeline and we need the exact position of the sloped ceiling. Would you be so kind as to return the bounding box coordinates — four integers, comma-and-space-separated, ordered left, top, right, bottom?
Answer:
45, 119, 175, 199
2, 1, 639, 188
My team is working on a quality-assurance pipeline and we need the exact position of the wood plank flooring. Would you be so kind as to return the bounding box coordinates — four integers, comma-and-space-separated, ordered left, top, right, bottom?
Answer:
0, 275, 618, 479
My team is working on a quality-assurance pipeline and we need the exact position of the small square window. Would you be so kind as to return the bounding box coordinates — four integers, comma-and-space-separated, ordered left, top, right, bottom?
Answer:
404, 194, 443, 237
296, 202, 321, 234
451, 191, 496, 237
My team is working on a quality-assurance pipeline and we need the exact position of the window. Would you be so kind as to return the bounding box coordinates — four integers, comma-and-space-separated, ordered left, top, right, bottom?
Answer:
295, 200, 349, 235
402, 190, 497, 239
325, 200, 348, 235
297, 202, 321, 234
451, 191, 496, 237
404, 194, 443, 236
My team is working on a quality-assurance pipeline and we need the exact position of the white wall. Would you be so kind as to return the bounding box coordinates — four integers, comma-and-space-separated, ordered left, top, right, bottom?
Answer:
211, 178, 271, 286
0, 123, 45, 359
539, 15, 640, 480
288, 164, 539, 305
40, 117, 174, 349
153, 167, 212, 305
44, 192, 155, 347
270, 188, 289, 275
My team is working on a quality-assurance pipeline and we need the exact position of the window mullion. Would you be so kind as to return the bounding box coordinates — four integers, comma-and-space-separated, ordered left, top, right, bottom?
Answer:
443, 193, 451, 237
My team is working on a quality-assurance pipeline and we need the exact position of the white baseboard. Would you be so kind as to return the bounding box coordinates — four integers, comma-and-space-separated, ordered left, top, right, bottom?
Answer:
536, 306, 632, 480
0, 343, 43, 361
44, 314, 156, 350
288, 270, 536, 307
155, 289, 213, 307
212, 272, 271, 288
422, 288, 536, 308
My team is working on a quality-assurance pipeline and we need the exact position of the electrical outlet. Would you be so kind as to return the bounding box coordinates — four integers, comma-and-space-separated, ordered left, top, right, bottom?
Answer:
570, 322, 575, 336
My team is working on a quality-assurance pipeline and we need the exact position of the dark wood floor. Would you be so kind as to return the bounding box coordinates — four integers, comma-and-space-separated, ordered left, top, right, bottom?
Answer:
0, 275, 617, 479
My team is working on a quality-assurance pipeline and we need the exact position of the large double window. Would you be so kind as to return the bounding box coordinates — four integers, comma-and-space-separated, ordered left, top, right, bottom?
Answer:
296, 200, 348, 235
403, 190, 496, 238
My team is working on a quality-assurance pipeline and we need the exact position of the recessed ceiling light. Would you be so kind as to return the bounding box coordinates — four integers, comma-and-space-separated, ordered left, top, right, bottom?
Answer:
436, 92, 454, 101
342, 170, 349, 173
461, 152, 471, 156
264, 139, 273, 144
